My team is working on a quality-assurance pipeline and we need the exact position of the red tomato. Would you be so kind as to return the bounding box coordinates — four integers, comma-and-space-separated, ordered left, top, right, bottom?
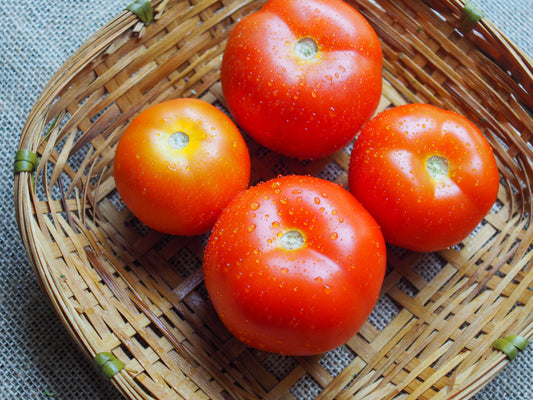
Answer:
220, 0, 382, 160
203, 175, 386, 355
348, 103, 500, 252
113, 98, 250, 236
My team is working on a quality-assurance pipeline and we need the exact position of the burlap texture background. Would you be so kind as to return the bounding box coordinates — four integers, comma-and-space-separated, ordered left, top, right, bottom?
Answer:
1, 0, 531, 398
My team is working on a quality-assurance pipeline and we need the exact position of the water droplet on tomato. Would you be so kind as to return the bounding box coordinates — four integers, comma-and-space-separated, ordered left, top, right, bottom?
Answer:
280, 267, 289, 274
272, 221, 280, 228
314, 197, 321, 205
250, 202, 260, 210
248, 224, 256, 232
330, 232, 338, 240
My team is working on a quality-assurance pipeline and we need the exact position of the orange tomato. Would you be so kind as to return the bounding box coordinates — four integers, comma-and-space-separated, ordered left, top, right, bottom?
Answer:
113, 98, 250, 236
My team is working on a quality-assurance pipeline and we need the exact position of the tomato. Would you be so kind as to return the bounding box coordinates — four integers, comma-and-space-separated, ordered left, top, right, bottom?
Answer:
113, 98, 250, 236
348, 103, 500, 253
220, 0, 382, 160
203, 175, 386, 355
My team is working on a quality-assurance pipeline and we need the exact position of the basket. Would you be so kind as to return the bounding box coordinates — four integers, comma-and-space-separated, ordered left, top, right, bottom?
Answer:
14, 0, 532, 399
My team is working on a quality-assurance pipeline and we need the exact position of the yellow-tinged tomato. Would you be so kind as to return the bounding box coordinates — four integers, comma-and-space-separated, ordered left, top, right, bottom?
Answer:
113, 98, 251, 236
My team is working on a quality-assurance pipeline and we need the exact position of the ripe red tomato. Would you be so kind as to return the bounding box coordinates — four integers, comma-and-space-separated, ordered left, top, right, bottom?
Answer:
113, 98, 250, 236
348, 103, 500, 252
203, 175, 386, 355
220, 0, 383, 160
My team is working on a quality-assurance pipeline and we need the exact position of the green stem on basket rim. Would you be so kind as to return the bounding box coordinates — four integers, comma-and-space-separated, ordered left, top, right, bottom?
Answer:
463, 1, 485, 24
127, 0, 154, 25
14, 149, 38, 174
504, 335, 530, 351
492, 335, 530, 360
459, 1, 485, 33
94, 352, 125, 378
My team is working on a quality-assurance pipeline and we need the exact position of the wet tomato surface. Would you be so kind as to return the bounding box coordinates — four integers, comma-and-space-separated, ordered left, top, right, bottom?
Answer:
220, 0, 383, 159
203, 175, 386, 355
113, 98, 250, 236
349, 103, 500, 252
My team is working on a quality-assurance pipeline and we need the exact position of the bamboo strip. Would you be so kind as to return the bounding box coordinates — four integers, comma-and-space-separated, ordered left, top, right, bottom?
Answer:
14, 0, 532, 399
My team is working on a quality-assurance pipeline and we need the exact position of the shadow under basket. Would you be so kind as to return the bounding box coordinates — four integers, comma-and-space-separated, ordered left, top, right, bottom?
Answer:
14, 0, 532, 399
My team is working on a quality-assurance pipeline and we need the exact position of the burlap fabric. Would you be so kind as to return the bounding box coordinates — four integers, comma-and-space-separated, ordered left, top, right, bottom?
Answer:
1, 0, 531, 399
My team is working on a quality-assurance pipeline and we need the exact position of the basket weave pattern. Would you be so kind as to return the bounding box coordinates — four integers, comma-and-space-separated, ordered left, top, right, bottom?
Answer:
15, 0, 532, 399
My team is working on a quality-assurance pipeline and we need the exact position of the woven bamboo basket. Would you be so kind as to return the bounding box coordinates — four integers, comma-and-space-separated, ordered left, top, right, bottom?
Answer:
14, 0, 532, 399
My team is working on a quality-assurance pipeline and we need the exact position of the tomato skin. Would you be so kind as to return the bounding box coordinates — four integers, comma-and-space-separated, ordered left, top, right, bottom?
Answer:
348, 103, 500, 252
203, 175, 386, 355
220, 0, 382, 160
113, 98, 250, 236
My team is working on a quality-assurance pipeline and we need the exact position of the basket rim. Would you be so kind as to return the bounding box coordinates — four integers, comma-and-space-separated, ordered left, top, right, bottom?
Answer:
14, 1, 533, 399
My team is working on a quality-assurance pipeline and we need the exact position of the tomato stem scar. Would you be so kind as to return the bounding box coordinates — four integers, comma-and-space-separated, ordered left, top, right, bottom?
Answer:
168, 131, 190, 149
294, 37, 318, 61
280, 230, 305, 250
426, 155, 449, 180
